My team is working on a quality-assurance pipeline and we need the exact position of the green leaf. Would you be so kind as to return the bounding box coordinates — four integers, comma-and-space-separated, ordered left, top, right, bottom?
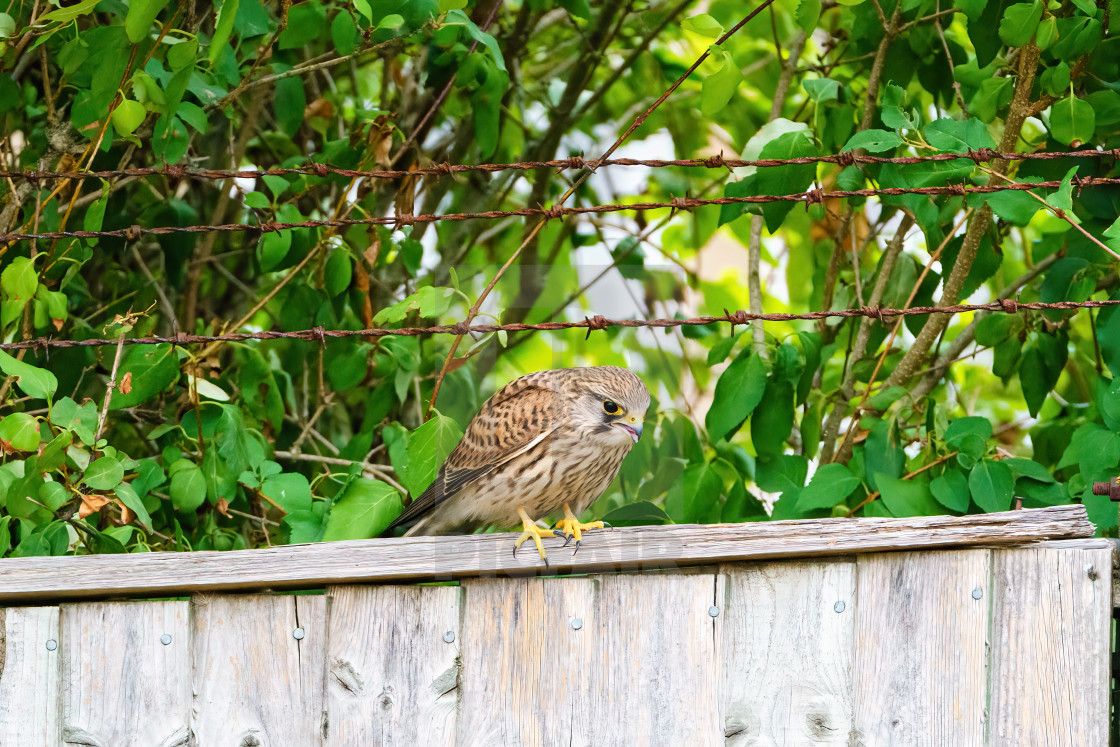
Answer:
324, 247, 353, 297
705, 353, 767, 442
51, 397, 97, 445
1, 256, 38, 327
875, 473, 942, 516
797, 463, 860, 511
923, 118, 996, 153
803, 78, 839, 103
0, 12, 15, 38
974, 313, 1022, 346
209, 0, 241, 64
125, 0, 170, 42
600, 500, 673, 527
701, 47, 741, 117
750, 378, 794, 457
166, 38, 199, 71
376, 13, 404, 30
998, 1, 1043, 47
0, 350, 57, 401
443, 10, 506, 71
1035, 15, 1057, 49
842, 129, 903, 153
880, 83, 913, 130
944, 416, 992, 447
115, 483, 152, 530
374, 286, 455, 324
931, 470, 970, 511
795, 0, 821, 32
84, 456, 124, 491
169, 460, 206, 512
282, 507, 326, 543
1002, 457, 1054, 483
403, 411, 463, 497
39, 430, 72, 471
37, 0, 103, 24
681, 13, 723, 38
969, 459, 1015, 512
0, 413, 40, 452
666, 461, 723, 524
111, 100, 146, 137
1050, 96, 1095, 146
322, 478, 402, 540
110, 343, 179, 409
260, 473, 313, 514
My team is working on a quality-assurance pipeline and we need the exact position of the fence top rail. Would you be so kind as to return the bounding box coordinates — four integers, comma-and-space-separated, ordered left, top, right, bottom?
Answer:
0, 505, 1094, 604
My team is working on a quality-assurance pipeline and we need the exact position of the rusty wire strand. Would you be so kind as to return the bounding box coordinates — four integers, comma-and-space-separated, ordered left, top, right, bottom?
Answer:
1, 298, 1113, 352
2, 147, 1117, 183
4, 175, 1117, 243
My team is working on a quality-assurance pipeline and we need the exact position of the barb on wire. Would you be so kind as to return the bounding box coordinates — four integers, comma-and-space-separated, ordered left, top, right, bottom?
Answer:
1, 298, 1114, 352
2, 147, 1116, 183
4, 175, 1119, 244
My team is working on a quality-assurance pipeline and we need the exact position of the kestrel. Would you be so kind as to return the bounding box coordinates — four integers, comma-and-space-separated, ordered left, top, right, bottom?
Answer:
382, 366, 650, 561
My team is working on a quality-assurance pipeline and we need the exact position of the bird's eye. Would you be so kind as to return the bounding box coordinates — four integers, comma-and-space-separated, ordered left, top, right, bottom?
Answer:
602, 400, 620, 415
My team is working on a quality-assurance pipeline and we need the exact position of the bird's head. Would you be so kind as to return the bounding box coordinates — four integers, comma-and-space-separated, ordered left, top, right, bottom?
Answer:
564, 366, 651, 445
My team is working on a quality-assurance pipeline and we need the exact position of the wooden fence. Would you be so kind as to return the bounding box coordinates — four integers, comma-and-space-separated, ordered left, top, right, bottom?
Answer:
0, 505, 1111, 745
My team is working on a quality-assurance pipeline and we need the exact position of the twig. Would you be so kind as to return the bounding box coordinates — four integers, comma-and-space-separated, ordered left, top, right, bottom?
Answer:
92, 330, 127, 446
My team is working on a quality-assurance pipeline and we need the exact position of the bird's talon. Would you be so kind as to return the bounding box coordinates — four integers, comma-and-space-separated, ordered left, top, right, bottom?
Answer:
573, 539, 581, 556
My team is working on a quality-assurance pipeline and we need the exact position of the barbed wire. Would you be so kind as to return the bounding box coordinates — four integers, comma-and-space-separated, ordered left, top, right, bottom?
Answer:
2, 147, 1117, 183
1, 298, 1114, 352
3, 175, 1117, 244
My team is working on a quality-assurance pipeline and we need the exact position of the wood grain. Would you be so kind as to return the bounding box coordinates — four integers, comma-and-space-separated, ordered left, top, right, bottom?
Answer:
191, 593, 327, 746
988, 545, 1112, 745
851, 550, 990, 744
326, 585, 459, 746
456, 577, 598, 747
588, 574, 722, 746
60, 601, 190, 747
0, 506, 1094, 602
0, 606, 60, 746
719, 561, 856, 745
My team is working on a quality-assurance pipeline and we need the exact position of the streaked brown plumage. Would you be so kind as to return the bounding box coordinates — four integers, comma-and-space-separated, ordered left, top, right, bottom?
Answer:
382, 366, 650, 557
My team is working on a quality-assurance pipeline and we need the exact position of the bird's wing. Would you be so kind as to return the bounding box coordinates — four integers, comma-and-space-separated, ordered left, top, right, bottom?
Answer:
381, 378, 561, 534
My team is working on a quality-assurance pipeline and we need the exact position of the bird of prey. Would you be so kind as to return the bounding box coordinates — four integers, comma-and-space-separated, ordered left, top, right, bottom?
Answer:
382, 366, 650, 561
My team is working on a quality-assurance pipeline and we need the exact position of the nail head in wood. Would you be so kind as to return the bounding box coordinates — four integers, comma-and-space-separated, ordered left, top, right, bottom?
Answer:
45, 639, 57, 651
570, 617, 583, 630
443, 631, 455, 643
971, 587, 983, 600
708, 605, 720, 617
834, 601, 846, 613
292, 627, 305, 640
160, 633, 172, 645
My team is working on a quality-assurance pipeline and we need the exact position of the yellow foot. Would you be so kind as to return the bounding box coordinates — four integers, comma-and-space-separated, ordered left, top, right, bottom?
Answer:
513, 506, 555, 564
553, 503, 610, 555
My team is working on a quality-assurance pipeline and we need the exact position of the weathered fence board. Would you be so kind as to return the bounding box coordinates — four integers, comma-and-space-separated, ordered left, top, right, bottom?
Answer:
719, 560, 856, 745
0, 506, 1093, 602
988, 545, 1112, 746
457, 577, 599, 747
852, 550, 990, 744
60, 601, 190, 747
191, 594, 328, 746
0, 606, 59, 747
589, 574, 723, 746
326, 584, 460, 746
0, 523, 1110, 745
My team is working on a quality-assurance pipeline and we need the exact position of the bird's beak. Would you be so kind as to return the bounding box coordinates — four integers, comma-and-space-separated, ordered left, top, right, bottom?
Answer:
618, 417, 643, 442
